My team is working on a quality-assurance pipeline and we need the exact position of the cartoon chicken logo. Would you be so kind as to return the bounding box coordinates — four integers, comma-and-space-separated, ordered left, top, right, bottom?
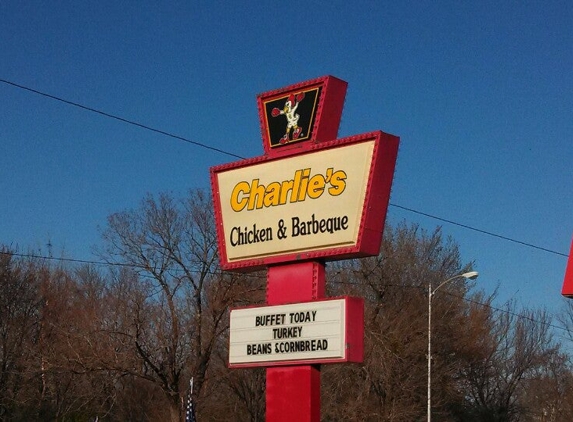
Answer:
271, 92, 305, 144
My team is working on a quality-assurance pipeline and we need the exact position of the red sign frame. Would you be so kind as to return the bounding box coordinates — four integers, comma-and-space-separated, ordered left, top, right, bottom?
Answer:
210, 130, 399, 272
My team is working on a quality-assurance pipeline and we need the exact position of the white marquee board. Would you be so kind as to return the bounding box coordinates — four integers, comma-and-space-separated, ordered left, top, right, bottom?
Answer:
229, 299, 348, 366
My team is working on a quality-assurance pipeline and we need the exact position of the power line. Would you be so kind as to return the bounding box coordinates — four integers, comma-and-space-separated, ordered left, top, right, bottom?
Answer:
2, 250, 134, 268
2, 250, 568, 335
390, 204, 568, 258
0, 78, 244, 160
0, 78, 568, 259
445, 290, 570, 335
0, 250, 266, 279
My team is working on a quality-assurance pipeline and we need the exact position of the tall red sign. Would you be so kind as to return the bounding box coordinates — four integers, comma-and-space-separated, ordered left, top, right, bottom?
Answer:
210, 76, 399, 421
561, 236, 573, 297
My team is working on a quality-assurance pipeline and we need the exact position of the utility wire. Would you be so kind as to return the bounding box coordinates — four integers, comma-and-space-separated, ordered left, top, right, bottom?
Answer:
0, 250, 266, 279
1, 250, 131, 268
445, 290, 570, 335
0, 78, 568, 258
1, 249, 568, 334
0, 78, 244, 160
390, 204, 568, 258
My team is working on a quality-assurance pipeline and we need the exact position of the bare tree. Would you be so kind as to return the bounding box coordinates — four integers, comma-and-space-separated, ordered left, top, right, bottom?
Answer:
0, 249, 41, 420
518, 349, 573, 422
454, 303, 557, 421
322, 224, 561, 422
2, 211, 568, 420
323, 223, 474, 421
97, 189, 264, 421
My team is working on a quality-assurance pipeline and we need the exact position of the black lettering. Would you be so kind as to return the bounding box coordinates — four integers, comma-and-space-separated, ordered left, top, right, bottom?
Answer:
229, 224, 273, 246
247, 343, 272, 355
288, 214, 350, 238
255, 313, 285, 326
292, 217, 301, 237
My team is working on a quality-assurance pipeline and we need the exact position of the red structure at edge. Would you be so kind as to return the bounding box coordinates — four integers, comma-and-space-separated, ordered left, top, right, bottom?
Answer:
561, 237, 573, 298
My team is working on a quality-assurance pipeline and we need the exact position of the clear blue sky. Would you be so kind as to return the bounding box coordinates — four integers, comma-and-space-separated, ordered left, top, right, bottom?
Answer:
1, 2, 571, 317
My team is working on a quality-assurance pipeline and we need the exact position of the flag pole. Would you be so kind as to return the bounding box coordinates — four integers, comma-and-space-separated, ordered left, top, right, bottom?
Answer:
185, 377, 196, 422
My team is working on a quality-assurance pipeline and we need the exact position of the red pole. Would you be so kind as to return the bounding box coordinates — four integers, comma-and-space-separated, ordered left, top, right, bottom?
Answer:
265, 261, 325, 422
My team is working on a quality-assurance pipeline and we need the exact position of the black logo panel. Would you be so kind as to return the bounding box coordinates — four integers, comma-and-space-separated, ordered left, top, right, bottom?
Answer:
265, 87, 321, 148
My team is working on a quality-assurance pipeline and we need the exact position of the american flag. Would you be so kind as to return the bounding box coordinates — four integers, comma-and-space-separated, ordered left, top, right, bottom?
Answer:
185, 377, 196, 422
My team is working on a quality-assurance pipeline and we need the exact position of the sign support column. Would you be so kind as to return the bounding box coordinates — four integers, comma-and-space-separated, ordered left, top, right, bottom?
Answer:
266, 261, 325, 421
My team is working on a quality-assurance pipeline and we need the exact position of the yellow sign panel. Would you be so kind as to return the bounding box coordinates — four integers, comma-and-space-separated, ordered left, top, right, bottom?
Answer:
215, 140, 375, 263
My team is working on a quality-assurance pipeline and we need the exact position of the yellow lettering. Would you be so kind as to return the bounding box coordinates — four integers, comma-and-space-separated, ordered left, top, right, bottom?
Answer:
230, 181, 250, 212
328, 170, 347, 196
280, 179, 295, 204
297, 168, 311, 202
291, 169, 302, 203
230, 167, 347, 212
247, 179, 265, 211
307, 174, 325, 199
264, 182, 281, 207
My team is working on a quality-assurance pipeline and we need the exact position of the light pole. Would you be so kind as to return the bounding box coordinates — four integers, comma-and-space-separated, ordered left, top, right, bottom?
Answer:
427, 271, 478, 422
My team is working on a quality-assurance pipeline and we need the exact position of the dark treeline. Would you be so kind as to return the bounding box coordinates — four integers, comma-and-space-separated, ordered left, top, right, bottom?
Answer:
2, 189, 573, 421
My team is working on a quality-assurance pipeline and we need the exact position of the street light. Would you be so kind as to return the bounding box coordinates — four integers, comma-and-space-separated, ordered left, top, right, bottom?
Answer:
427, 271, 478, 422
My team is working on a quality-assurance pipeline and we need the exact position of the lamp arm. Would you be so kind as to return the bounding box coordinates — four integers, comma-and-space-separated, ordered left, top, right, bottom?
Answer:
431, 275, 464, 296
431, 271, 478, 295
